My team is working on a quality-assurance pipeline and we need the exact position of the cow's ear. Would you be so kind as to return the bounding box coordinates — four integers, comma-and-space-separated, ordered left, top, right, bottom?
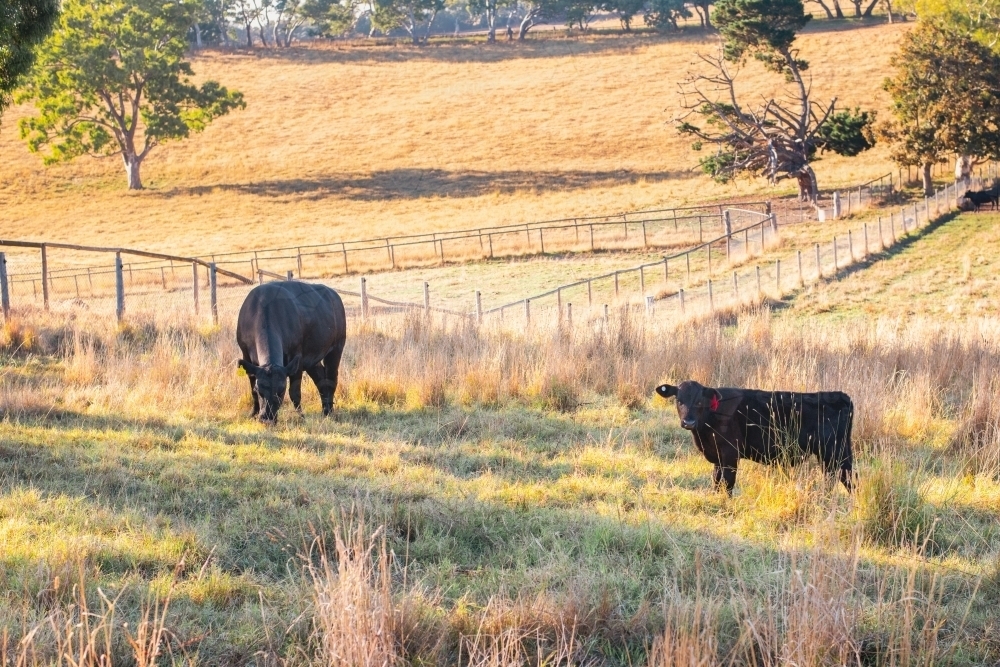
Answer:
237, 359, 262, 375
283, 354, 302, 376
655, 384, 678, 399
706, 388, 721, 412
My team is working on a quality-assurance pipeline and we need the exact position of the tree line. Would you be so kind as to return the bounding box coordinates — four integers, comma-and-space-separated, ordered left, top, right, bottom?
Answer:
192, 0, 716, 46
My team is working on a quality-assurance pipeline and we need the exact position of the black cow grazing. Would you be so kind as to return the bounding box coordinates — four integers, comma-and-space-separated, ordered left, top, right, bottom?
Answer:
237, 281, 347, 423
963, 188, 998, 212
655, 381, 854, 494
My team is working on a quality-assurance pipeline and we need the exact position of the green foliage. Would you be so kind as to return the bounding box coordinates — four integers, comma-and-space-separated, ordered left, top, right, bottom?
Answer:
643, 0, 691, 31
712, 0, 811, 62
0, 0, 58, 119
17, 0, 244, 189
301, 0, 357, 36
905, 0, 1000, 50
600, 0, 645, 31
562, 0, 594, 28
878, 20, 1000, 169
371, 0, 446, 40
816, 108, 876, 157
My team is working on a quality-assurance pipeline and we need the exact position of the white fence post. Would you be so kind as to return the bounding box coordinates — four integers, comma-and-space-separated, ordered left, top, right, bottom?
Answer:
361, 277, 368, 320
423, 282, 430, 318
476, 290, 482, 324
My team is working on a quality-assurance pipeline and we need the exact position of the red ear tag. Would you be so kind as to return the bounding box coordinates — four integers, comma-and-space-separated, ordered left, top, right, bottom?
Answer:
710, 395, 719, 412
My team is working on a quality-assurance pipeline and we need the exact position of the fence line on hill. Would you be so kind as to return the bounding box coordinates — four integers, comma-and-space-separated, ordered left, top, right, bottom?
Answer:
3, 165, 983, 329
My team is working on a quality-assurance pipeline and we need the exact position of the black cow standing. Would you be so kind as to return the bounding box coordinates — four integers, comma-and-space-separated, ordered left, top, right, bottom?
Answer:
237, 281, 347, 423
655, 380, 854, 494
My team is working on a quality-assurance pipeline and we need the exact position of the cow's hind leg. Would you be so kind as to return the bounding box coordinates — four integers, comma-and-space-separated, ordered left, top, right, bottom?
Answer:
714, 459, 738, 496
319, 342, 345, 416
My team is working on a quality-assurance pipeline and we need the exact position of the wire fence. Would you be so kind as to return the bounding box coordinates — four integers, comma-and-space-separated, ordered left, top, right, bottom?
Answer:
1, 166, 991, 332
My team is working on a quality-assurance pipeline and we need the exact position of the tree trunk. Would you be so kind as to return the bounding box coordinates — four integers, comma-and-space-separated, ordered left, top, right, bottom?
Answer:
518, 11, 536, 39
794, 166, 818, 203
700, 0, 712, 28
124, 153, 143, 190
194, 22, 203, 48
956, 155, 973, 181
831, 0, 845, 18
884, 0, 893, 23
811, 0, 834, 19
851, 0, 862, 16
244, 19, 254, 47
862, 0, 880, 16
921, 162, 934, 196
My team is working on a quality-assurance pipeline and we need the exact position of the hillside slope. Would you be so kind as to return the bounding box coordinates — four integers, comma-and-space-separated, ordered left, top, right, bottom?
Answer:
0, 21, 907, 255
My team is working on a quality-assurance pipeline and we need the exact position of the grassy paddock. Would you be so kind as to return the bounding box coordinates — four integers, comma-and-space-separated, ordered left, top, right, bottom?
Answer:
0, 304, 999, 664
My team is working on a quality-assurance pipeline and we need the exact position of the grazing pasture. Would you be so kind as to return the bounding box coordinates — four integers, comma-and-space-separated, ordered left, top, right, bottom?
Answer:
2, 235, 1000, 663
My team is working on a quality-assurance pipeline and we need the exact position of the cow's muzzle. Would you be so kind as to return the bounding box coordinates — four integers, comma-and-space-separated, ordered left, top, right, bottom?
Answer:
680, 418, 697, 430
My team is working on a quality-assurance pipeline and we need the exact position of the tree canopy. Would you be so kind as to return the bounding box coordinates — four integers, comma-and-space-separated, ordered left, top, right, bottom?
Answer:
17, 0, 244, 190
878, 20, 1000, 193
677, 0, 874, 202
0, 0, 58, 122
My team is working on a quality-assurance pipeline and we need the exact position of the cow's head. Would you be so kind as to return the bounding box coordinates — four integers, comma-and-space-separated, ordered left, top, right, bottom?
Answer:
655, 380, 720, 431
238, 355, 301, 424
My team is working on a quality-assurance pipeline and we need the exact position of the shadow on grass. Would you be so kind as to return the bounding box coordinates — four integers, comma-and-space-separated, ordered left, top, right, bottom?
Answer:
151, 167, 691, 202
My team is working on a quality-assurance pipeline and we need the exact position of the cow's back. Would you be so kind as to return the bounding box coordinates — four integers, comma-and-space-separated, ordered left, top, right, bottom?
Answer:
237, 282, 346, 367
715, 388, 853, 464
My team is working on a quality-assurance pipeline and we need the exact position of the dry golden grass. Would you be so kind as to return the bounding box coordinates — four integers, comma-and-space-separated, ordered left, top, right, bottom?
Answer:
1, 21, 907, 256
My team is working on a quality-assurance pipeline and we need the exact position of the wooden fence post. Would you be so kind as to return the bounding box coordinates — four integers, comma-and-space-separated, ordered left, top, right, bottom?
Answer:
476, 290, 482, 324
797, 250, 803, 286
732, 271, 739, 301
863, 224, 869, 258
210, 263, 218, 325
40, 244, 49, 310
833, 237, 838, 271
361, 277, 369, 320
342, 244, 349, 274
424, 282, 430, 318
614, 271, 619, 296
663, 258, 669, 283
0, 253, 9, 320
708, 280, 714, 311
815, 243, 822, 278
567, 302, 573, 328
297, 249, 303, 277
679, 289, 685, 314
286, 270, 293, 280
192, 262, 199, 315
604, 303, 609, 323
848, 230, 854, 262
775, 259, 781, 294
524, 299, 530, 324
639, 267, 645, 295
755, 265, 761, 297
115, 252, 125, 322
587, 280, 592, 306
557, 288, 562, 321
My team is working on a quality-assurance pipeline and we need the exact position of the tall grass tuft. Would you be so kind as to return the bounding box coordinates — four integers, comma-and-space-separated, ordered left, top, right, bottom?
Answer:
307, 514, 399, 667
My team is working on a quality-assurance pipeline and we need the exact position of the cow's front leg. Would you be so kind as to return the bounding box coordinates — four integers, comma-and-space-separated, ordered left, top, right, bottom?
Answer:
289, 371, 304, 413
248, 374, 260, 418
719, 459, 739, 496
305, 364, 335, 416
712, 464, 724, 490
